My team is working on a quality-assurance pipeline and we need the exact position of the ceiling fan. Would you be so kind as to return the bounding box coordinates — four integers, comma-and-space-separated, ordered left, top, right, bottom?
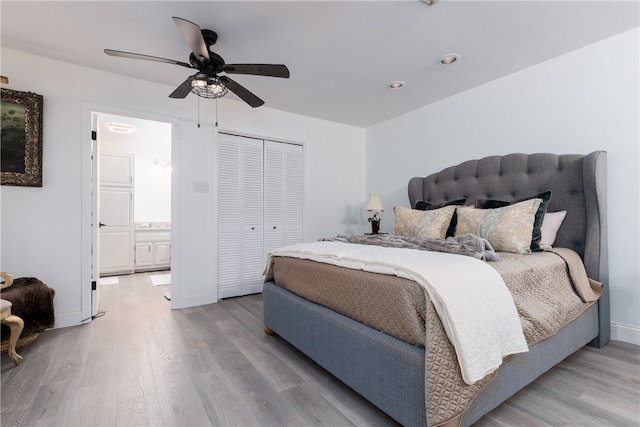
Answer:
105, 17, 290, 108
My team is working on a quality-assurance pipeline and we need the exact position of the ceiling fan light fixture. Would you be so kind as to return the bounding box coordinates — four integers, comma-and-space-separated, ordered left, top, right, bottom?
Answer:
191, 74, 208, 88
190, 75, 229, 99
440, 53, 461, 65
389, 81, 405, 90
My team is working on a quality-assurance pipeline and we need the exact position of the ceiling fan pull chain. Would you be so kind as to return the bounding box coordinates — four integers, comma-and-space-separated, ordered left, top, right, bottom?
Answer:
197, 96, 201, 128
215, 98, 219, 127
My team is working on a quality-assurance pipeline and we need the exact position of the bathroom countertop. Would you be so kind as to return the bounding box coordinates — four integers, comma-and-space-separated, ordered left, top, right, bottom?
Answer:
135, 222, 171, 231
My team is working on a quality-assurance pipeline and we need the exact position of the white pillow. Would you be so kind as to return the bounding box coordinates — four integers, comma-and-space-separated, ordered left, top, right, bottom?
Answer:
539, 211, 567, 249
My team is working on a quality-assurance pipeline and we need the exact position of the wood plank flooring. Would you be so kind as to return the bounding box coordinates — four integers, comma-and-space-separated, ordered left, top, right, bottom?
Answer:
2, 272, 639, 426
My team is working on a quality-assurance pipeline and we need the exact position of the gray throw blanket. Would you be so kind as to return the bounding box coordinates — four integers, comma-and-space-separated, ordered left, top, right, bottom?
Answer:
319, 233, 499, 261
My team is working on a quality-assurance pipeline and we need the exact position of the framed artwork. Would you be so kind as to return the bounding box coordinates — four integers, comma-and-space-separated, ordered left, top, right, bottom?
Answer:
1, 88, 43, 187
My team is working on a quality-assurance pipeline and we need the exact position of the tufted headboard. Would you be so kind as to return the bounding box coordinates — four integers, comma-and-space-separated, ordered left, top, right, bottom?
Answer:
408, 151, 609, 346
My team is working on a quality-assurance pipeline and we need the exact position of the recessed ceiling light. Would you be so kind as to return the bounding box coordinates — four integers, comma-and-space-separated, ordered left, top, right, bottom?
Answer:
389, 81, 405, 90
107, 123, 134, 134
440, 53, 461, 65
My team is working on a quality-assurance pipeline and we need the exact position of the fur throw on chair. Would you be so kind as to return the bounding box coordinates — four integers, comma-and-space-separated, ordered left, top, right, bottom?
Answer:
1, 277, 55, 341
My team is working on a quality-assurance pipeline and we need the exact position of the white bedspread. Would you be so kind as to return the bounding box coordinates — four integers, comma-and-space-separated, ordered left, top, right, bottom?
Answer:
266, 241, 529, 384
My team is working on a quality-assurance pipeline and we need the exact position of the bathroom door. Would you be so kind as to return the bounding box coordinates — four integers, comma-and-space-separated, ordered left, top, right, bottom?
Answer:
99, 153, 135, 275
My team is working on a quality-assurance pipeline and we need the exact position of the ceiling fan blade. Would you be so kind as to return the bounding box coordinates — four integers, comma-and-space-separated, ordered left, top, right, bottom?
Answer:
222, 64, 290, 78
169, 77, 194, 99
219, 76, 264, 108
172, 17, 210, 62
104, 49, 194, 69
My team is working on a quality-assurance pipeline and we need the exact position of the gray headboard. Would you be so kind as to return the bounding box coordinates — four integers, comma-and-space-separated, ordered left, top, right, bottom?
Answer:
408, 151, 609, 346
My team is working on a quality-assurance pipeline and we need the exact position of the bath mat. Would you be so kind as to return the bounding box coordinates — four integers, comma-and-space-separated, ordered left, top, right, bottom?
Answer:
99, 277, 119, 285
150, 273, 171, 286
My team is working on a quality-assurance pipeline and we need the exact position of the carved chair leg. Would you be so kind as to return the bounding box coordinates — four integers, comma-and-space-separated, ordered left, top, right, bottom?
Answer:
264, 326, 276, 335
2, 314, 24, 365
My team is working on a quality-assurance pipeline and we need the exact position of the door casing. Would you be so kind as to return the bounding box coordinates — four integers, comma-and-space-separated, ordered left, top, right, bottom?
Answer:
81, 104, 177, 321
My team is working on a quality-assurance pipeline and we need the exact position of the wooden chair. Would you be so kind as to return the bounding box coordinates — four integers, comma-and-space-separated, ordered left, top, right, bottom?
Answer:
1, 273, 24, 365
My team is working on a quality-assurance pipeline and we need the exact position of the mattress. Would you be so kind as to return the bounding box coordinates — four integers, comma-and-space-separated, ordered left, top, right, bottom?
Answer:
273, 255, 427, 346
271, 250, 590, 348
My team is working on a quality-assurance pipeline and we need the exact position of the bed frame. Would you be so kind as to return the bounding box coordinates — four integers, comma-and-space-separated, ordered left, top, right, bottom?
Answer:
263, 151, 608, 426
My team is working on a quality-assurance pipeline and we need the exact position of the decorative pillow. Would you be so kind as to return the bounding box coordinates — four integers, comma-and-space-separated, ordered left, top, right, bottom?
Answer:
393, 205, 457, 239
475, 191, 551, 252
415, 199, 467, 238
414, 198, 467, 211
539, 210, 567, 249
455, 198, 542, 254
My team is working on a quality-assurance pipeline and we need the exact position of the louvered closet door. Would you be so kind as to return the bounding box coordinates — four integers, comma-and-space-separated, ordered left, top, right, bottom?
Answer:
240, 137, 264, 295
264, 141, 285, 255
284, 143, 304, 245
218, 134, 303, 299
218, 134, 242, 298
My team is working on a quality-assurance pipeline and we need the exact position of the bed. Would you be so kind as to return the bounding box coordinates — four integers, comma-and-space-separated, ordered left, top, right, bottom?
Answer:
262, 151, 608, 426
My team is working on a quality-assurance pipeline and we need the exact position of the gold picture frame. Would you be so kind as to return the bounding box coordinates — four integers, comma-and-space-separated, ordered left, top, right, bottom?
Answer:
1, 88, 43, 187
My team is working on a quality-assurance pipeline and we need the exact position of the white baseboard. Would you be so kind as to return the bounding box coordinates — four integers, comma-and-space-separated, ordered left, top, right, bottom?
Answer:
175, 292, 217, 309
611, 322, 640, 345
54, 310, 83, 329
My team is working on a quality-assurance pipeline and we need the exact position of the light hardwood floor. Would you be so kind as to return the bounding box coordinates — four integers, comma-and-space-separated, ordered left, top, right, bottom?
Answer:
2, 272, 639, 426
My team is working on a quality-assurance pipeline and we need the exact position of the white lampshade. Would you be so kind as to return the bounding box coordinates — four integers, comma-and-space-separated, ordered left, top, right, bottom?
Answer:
365, 193, 384, 212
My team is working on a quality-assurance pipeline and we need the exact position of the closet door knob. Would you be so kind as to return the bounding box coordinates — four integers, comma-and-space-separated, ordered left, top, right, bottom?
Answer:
273, 226, 276, 230
251, 227, 255, 230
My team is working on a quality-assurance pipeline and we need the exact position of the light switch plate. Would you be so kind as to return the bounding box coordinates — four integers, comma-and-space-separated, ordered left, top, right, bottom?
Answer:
192, 181, 210, 193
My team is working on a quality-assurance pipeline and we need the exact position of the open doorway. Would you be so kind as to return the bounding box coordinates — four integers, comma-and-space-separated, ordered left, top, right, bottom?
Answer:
95, 112, 173, 305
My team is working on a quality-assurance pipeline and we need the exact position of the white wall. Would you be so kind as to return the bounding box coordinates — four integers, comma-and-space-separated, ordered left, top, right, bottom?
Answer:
366, 29, 640, 344
0, 48, 365, 326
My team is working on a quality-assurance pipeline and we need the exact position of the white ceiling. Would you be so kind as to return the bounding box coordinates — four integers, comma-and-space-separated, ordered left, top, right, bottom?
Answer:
97, 112, 172, 145
1, 1, 638, 128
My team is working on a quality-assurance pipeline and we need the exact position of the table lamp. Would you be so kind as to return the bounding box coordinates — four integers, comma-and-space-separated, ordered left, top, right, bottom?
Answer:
365, 193, 384, 234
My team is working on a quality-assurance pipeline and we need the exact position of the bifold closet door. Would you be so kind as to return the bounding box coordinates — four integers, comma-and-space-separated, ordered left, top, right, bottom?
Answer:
240, 138, 265, 295
218, 134, 303, 299
218, 134, 264, 298
284, 143, 303, 245
264, 141, 285, 255
264, 141, 304, 254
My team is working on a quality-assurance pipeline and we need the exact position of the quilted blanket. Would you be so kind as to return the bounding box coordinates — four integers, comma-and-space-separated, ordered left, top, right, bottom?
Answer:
266, 241, 528, 385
